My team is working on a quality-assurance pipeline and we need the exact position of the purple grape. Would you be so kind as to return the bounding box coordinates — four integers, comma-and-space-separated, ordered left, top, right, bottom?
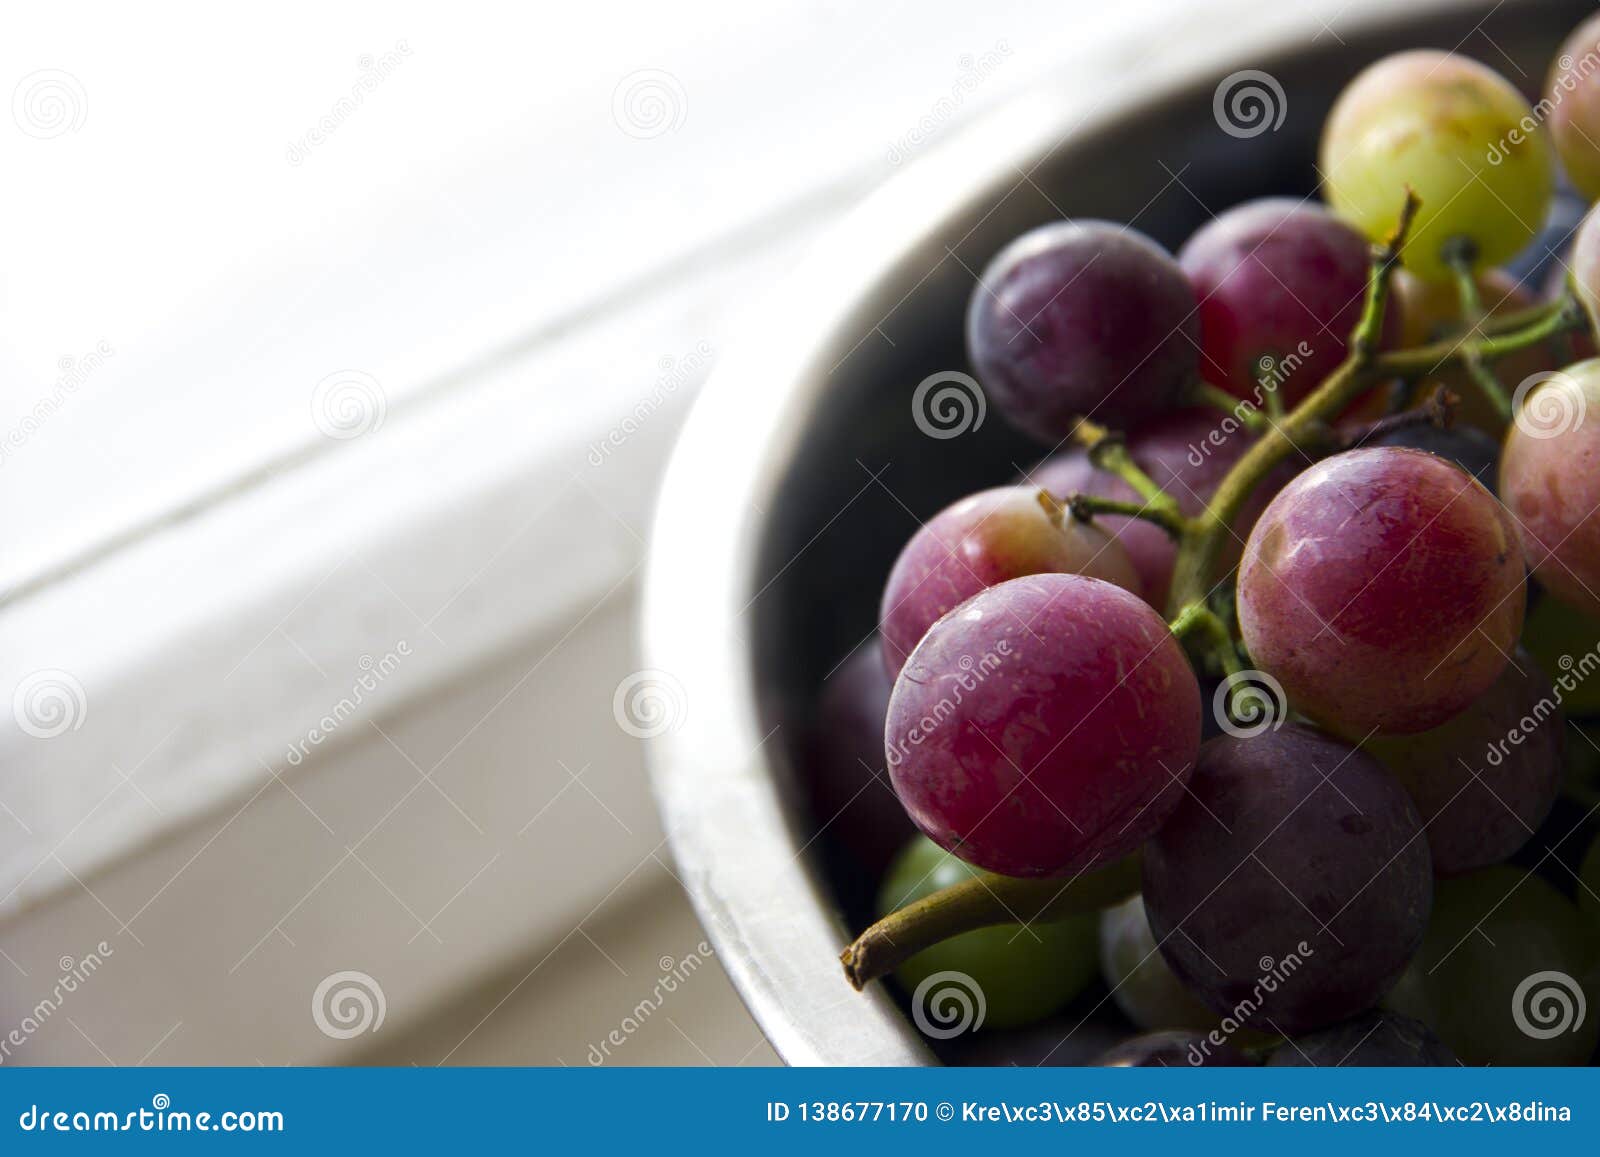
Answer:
806, 640, 914, 874
1142, 725, 1432, 1035
886, 573, 1201, 878
966, 221, 1198, 440
879, 486, 1139, 679
1366, 649, 1563, 876
1266, 1010, 1456, 1066
1094, 1030, 1251, 1067
1179, 198, 1393, 407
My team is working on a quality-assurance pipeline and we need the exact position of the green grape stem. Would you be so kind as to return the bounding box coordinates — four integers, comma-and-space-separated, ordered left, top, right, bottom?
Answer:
839, 854, 1141, 990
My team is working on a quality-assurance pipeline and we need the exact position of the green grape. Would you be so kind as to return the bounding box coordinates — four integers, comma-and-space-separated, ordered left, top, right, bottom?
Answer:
1321, 50, 1554, 281
1386, 866, 1600, 1065
1099, 895, 1220, 1033
1582, 835, 1600, 925
878, 836, 1099, 1031
1521, 596, 1600, 717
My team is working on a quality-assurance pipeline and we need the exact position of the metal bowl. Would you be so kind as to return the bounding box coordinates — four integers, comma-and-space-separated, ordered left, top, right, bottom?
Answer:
645, 0, 1585, 1065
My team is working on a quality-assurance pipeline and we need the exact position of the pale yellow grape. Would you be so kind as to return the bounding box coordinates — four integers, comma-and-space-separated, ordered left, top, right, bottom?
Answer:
1321, 50, 1553, 280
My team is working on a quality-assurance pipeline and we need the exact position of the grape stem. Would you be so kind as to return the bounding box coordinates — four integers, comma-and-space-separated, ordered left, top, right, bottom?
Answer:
1168, 601, 1246, 679
1443, 244, 1512, 421
1064, 492, 1188, 538
1071, 418, 1185, 523
1165, 190, 1586, 618
1187, 380, 1271, 433
839, 855, 1141, 990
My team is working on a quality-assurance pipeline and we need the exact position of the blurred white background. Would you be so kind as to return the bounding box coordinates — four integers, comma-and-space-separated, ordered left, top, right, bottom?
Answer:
0, 0, 1355, 1065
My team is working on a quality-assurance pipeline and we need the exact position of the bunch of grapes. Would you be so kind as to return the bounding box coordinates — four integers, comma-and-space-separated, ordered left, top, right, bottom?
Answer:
812, 25, 1600, 1067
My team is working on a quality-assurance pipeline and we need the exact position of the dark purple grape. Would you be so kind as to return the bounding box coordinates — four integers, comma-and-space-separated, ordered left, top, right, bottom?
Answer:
1266, 1010, 1456, 1066
1366, 649, 1563, 876
966, 221, 1197, 440
886, 574, 1201, 877
806, 640, 914, 874
1094, 1030, 1251, 1067
1142, 725, 1432, 1035
1179, 198, 1392, 407
879, 486, 1139, 678
1355, 422, 1500, 495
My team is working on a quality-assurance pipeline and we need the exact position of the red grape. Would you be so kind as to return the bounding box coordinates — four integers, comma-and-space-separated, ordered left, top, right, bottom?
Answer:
1142, 725, 1432, 1035
879, 486, 1139, 678
1179, 198, 1390, 407
1366, 649, 1563, 876
886, 573, 1201, 877
1501, 360, 1600, 618
966, 221, 1198, 440
1239, 447, 1525, 735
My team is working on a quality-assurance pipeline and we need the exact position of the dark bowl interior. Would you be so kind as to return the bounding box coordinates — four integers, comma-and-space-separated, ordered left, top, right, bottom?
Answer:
747, 0, 1591, 1062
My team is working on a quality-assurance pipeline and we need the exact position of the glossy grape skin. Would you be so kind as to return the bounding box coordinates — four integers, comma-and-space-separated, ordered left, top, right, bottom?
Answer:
1357, 422, 1500, 495
1266, 1010, 1456, 1067
1386, 866, 1600, 1065
966, 221, 1198, 440
886, 574, 1201, 878
1365, 649, 1562, 876
806, 640, 915, 874
1501, 360, 1600, 618
1179, 199, 1392, 407
1391, 268, 1559, 437
1094, 1030, 1251, 1068
1142, 726, 1432, 1036
879, 836, 1099, 1031
1548, 14, 1600, 203
1099, 895, 1220, 1033
1027, 411, 1292, 611
1239, 447, 1525, 736
1321, 51, 1554, 282
879, 486, 1140, 679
